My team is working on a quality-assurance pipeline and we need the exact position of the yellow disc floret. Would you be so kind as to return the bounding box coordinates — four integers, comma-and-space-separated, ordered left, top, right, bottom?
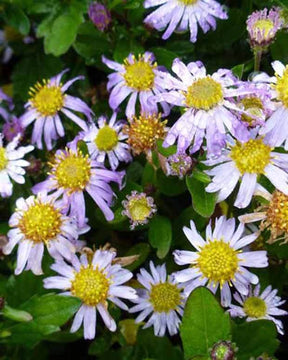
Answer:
240, 96, 264, 126
123, 55, 156, 91
0, 147, 8, 171
95, 126, 119, 151
185, 76, 223, 110
18, 200, 62, 244
51, 149, 91, 193
179, 0, 198, 4
29, 80, 64, 116
149, 282, 181, 313
230, 139, 271, 174
197, 240, 239, 287
124, 113, 166, 155
275, 66, 288, 107
253, 19, 274, 37
243, 297, 267, 318
71, 265, 110, 306
127, 196, 152, 223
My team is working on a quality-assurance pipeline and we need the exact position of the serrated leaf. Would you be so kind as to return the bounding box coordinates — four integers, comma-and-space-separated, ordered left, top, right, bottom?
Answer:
148, 215, 172, 259
180, 287, 231, 359
186, 175, 216, 217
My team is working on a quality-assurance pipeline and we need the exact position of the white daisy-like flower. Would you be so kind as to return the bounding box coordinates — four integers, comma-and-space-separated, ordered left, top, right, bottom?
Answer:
130, 261, 185, 337
82, 113, 132, 170
102, 52, 170, 118
3, 192, 79, 275
0, 134, 33, 198
144, 0, 228, 43
154, 59, 251, 156
172, 216, 268, 306
204, 135, 288, 209
44, 250, 137, 339
255, 61, 288, 149
228, 284, 287, 334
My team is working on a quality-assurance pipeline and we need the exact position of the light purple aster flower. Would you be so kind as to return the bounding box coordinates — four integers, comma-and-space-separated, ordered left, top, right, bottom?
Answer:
228, 284, 287, 334
254, 61, 288, 150
20, 69, 93, 150
166, 152, 193, 179
204, 135, 288, 209
44, 250, 137, 339
82, 113, 132, 170
32, 140, 124, 227
144, 0, 228, 42
3, 192, 79, 275
172, 216, 268, 306
247, 8, 283, 49
0, 134, 33, 198
3, 115, 24, 141
154, 59, 251, 156
130, 261, 185, 337
102, 52, 170, 118
0, 87, 13, 122
88, 2, 111, 31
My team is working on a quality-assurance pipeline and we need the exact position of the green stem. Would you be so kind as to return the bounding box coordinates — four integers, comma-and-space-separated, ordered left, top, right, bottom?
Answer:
254, 49, 262, 72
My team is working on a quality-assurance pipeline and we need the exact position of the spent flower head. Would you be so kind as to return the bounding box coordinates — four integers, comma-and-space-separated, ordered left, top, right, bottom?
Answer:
88, 2, 111, 32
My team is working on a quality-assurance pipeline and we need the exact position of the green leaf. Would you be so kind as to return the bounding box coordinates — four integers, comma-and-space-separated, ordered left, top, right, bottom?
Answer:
126, 243, 150, 271
44, 9, 83, 56
271, 31, 288, 63
150, 47, 178, 68
186, 175, 217, 217
156, 139, 177, 157
3, 4, 30, 35
148, 215, 172, 259
2, 305, 33, 323
232, 320, 279, 360
180, 287, 231, 359
231, 64, 244, 79
157, 169, 187, 197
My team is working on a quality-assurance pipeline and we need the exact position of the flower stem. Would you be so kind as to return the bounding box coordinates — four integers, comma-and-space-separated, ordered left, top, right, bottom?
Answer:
254, 49, 262, 72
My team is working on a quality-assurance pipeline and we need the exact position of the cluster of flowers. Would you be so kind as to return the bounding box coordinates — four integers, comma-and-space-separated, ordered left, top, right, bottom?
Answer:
1, 2, 288, 341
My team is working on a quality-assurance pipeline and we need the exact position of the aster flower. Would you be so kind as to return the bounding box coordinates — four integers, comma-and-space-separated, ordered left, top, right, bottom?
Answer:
144, 0, 227, 43
228, 284, 287, 334
0, 134, 33, 198
130, 261, 185, 337
204, 136, 288, 209
0, 87, 13, 122
255, 61, 288, 149
3, 192, 79, 275
239, 186, 288, 244
20, 69, 93, 150
82, 113, 132, 170
3, 116, 24, 141
88, 2, 111, 31
166, 152, 193, 179
123, 113, 167, 155
102, 52, 170, 118
122, 191, 157, 229
154, 59, 250, 156
32, 143, 124, 227
247, 8, 282, 50
210, 341, 237, 360
234, 82, 275, 128
44, 250, 137, 339
172, 216, 268, 306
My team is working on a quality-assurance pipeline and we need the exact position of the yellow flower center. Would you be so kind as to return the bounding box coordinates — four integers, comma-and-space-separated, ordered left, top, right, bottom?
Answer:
266, 191, 288, 234
243, 297, 267, 318
0, 147, 8, 171
149, 282, 181, 313
71, 265, 110, 306
127, 196, 152, 222
185, 76, 223, 110
275, 66, 288, 108
123, 55, 156, 91
52, 149, 91, 193
95, 125, 118, 151
253, 19, 274, 37
230, 139, 271, 175
197, 240, 239, 287
124, 114, 166, 155
29, 80, 64, 116
240, 97, 264, 125
18, 201, 62, 244
178, 0, 198, 4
